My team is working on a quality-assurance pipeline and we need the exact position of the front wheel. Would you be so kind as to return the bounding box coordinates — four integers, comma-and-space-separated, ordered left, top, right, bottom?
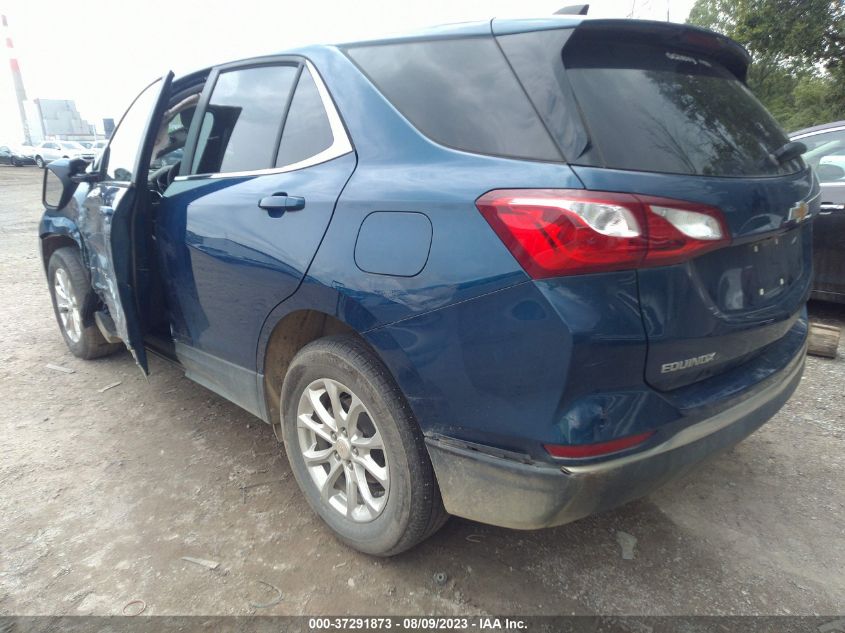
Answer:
47, 247, 122, 360
35, 155, 44, 168
280, 335, 447, 556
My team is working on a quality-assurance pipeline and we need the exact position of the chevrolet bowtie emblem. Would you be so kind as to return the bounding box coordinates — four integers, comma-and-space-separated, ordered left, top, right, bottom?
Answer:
788, 201, 811, 223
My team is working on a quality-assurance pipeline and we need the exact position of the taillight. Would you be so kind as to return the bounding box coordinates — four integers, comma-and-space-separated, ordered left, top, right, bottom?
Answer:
476, 189, 729, 278
644, 199, 729, 266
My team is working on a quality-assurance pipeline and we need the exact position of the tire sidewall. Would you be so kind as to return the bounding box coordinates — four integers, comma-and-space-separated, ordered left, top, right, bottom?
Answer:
47, 248, 116, 359
35, 156, 44, 168
48, 250, 87, 356
281, 345, 417, 555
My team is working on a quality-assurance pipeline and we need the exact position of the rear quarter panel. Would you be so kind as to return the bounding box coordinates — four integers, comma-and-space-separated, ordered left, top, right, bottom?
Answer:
258, 47, 654, 456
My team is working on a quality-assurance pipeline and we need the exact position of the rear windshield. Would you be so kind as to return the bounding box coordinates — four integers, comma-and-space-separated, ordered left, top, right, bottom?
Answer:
563, 40, 800, 177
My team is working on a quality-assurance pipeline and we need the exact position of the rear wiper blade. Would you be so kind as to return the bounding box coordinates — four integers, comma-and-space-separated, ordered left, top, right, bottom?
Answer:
768, 141, 806, 166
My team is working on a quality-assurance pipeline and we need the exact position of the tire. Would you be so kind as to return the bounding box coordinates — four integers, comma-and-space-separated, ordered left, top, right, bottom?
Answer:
35, 155, 44, 168
281, 335, 447, 556
47, 247, 122, 360
12, 158, 21, 167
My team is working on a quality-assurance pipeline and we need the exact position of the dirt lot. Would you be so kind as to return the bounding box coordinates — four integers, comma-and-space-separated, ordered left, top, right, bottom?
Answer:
0, 166, 843, 616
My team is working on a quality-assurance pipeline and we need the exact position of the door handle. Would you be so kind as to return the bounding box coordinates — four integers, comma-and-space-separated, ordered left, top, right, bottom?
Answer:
819, 202, 845, 214
258, 192, 306, 214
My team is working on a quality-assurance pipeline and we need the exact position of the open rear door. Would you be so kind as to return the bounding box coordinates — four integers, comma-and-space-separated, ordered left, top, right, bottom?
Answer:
78, 72, 174, 375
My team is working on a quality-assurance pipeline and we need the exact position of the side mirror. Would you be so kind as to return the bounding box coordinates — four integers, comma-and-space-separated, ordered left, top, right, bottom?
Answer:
42, 158, 88, 210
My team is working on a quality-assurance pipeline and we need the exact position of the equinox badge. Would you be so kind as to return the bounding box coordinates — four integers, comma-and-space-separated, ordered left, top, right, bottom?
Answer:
661, 352, 717, 373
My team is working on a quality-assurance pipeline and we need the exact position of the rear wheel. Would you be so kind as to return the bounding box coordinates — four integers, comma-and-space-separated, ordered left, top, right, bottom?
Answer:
47, 247, 121, 360
35, 155, 44, 168
280, 335, 447, 556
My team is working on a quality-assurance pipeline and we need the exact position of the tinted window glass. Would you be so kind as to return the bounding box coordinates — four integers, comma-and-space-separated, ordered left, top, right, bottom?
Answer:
564, 41, 798, 177
275, 69, 334, 167
106, 78, 162, 181
497, 29, 586, 162
347, 37, 561, 161
799, 129, 845, 183
192, 64, 297, 174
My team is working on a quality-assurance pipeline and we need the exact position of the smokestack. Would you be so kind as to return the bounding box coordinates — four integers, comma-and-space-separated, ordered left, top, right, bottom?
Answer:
2, 14, 32, 144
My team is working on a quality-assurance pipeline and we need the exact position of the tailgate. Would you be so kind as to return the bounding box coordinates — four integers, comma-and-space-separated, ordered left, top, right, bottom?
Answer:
556, 22, 818, 390
575, 165, 817, 390
495, 18, 819, 391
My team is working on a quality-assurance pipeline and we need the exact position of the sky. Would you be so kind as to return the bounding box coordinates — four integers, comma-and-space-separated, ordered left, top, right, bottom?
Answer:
0, 0, 696, 143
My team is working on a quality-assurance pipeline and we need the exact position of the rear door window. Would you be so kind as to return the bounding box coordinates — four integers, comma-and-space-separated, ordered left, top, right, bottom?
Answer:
191, 64, 298, 175
346, 37, 561, 162
561, 40, 799, 177
275, 68, 334, 167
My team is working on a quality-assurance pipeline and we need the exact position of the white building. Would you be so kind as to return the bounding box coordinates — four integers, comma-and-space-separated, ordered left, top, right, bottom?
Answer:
35, 98, 96, 140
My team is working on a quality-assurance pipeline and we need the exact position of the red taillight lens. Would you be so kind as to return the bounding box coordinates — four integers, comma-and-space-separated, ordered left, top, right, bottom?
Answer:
544, 430, 655, 459
477, 189, 647, 277
477, 189, 729, 278
643, 197, 730, 266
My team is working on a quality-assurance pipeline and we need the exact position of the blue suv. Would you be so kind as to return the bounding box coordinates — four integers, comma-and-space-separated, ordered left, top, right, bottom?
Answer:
39, 17, 817, 555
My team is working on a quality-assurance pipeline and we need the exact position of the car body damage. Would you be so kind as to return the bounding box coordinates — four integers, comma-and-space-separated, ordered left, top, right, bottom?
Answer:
35, 18, 815, 553
76, 183, 148, 371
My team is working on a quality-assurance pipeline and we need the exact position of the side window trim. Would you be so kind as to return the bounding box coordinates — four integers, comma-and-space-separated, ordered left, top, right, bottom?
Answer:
179, 67, 219, 178
175, 58, 352, 181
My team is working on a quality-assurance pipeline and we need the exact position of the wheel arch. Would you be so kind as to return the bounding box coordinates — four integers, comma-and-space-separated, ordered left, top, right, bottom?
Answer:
261, 309, 362, 430
259, 307, 429, 438
40, 231, 82, 274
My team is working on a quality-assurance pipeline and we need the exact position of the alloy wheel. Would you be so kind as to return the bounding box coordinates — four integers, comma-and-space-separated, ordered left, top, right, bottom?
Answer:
296, 378, 389, 522
54, 267, 82, 343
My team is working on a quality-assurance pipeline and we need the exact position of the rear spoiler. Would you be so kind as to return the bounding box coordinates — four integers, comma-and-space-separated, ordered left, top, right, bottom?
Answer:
555, 4, 590, 15
566, 19, 751, 82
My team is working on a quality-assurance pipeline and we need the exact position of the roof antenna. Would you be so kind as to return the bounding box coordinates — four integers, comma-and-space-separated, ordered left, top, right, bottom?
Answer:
555, 4, 589, 14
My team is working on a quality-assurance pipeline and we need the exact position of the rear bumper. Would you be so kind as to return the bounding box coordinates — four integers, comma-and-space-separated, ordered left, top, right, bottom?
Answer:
426, 339, 806, 530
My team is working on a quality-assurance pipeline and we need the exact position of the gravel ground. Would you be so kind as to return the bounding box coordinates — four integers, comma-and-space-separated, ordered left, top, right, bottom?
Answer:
1, 166, 843, 616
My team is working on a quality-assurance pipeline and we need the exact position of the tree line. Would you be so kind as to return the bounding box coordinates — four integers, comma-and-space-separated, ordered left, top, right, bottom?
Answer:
687, 0, 845, 131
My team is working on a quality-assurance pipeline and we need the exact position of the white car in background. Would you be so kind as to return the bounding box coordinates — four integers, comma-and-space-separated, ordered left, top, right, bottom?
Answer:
90, 139, 108, 156
14, 144, 36, 159
33, 140, 96, 168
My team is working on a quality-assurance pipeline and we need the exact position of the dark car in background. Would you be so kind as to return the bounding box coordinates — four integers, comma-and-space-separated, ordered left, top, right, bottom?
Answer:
792, 121, 845, 303
39, 17, 816, 555
0, 145, 36, 166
